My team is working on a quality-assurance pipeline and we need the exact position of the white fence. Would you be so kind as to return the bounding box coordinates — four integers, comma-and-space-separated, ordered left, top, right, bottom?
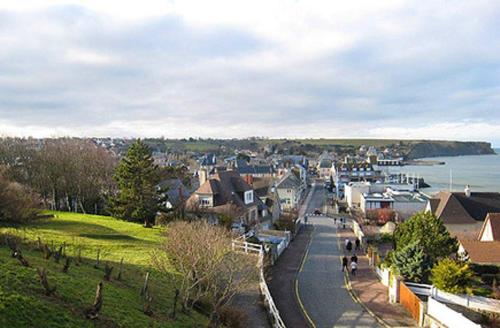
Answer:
431, 286, 500, 314
375, 266, 390, 287
231, 240, 286, 328
427, 297, 481, 328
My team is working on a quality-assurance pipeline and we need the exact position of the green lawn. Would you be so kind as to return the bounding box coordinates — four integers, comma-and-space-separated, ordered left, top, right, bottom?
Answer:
0, 212, 208, 327
1, 211, 163, 265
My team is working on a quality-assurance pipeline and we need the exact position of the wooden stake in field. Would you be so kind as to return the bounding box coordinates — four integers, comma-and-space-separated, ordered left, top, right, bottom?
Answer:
141, 272, 150, 297
62, 257, 71, 273
94, 248, 100, 269
37, 268, 56, 296
104, 264, 113, 281
85, 282, 104, 320
116, 257, 124, 280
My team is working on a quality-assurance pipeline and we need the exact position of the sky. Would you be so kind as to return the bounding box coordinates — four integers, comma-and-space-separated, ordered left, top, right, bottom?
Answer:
0, 1, 500, 145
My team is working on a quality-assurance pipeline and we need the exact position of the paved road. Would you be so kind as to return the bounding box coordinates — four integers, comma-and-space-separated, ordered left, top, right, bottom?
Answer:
298, 184, 379, 328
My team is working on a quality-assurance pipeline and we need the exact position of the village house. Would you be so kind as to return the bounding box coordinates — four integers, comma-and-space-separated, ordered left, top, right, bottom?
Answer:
331, 159, 383, 198
157, 178, 191, 210
360, 189, 428, 220
457, 213, 500, 265
275, 172, 304, 211
185, 168, 262, 226
317, 158, 333, 180
247, 176, 282, 224
234, 160, 275, 178
426, 186, 500, 239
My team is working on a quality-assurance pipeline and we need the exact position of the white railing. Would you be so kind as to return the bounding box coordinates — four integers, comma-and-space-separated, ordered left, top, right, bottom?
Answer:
405, 282, 432, 296
427, 297, 482, 328
231, 240, 263, 254
431, 286, 500, 314
232, 240, 286, 328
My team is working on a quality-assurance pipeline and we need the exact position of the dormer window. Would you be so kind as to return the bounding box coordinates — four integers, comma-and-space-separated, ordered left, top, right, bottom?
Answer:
244, 190, 254, 204
199, 196, 211, 207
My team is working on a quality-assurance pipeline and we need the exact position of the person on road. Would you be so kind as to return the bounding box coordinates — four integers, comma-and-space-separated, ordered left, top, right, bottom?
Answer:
355, 238, 360, 251
351, 261, 358, 276
342, 256, 348, 271
334, 217, 337, 225
351, 254, 358, 263
346, 240, 353, 253
344, 238, 349, 247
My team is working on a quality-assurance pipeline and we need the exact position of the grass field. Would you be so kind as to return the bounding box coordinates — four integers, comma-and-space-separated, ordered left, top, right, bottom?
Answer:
0, 212, 208, 327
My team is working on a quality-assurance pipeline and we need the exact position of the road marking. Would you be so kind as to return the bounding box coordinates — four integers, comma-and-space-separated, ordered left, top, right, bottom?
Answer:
295, 225, 317, 328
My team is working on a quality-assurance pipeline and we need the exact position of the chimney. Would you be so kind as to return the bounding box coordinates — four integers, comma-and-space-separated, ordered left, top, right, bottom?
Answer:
244, 174, 254, 186
465, 185, 471, 197
199, 169, 207, 186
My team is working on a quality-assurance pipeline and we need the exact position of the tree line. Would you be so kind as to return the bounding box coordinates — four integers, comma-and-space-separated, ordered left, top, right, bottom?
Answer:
0, 138, 117, 215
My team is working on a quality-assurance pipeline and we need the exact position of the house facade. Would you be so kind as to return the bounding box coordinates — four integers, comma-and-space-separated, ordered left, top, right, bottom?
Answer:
185, 169, 260, 226
275, 173, 304, 211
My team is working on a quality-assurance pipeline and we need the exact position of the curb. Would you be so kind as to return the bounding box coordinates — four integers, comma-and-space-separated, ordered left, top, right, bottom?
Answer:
294, 225, 316, 328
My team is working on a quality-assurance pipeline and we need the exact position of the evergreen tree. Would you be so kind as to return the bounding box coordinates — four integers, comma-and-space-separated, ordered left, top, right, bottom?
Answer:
392, 241, 431, 282
110, 140, 159, 226
394, 211, 458, 265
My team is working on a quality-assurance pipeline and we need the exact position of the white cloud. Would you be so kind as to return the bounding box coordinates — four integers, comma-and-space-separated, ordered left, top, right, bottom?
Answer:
0, 1, 499, 144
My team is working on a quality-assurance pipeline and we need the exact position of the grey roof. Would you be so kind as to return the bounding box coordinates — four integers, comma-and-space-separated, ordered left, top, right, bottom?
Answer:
276, 173, 302, 189
158, 179, 191, 206
319, 159, 332, 168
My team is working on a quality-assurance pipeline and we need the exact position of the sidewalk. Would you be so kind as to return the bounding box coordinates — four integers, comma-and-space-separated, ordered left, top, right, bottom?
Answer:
267, 225, 312, 328
337, 227, 417, 328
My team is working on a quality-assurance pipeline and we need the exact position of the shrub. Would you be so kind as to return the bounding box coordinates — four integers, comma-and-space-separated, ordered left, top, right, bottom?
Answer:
218, 305, 248, 328
0, 172, 40, 223
431, 258, 476, 294
366, 208, 395, 225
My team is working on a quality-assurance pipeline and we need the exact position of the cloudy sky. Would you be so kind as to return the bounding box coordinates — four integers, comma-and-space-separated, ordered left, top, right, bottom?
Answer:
1, 1, 500, 144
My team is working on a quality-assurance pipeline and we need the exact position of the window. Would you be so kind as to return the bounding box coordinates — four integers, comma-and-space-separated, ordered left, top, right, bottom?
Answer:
200, 197, 211, 207
244, 190, 254, 204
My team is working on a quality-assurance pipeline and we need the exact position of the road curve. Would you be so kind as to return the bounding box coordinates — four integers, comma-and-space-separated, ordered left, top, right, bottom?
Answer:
297, 185, 380, 328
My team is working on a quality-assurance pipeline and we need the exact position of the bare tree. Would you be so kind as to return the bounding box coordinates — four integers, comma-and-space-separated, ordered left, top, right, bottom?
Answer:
152, 221, 257, 325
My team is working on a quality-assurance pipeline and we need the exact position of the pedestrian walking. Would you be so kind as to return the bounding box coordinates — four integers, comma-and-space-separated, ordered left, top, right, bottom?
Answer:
350, 261, 358, 276
334, 217, 337, 225
355, 238, 360, 251
345, 238, 349, 247
342, 256, 348, 272
346, 240, 352, 253
350, 254, 358, 263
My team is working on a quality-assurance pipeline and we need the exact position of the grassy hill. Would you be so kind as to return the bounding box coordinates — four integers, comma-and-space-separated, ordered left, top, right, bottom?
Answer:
0, 212, 208, 328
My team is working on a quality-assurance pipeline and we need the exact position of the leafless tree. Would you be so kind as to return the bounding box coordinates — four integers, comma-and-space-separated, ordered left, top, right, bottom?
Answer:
152, 221, 257, 325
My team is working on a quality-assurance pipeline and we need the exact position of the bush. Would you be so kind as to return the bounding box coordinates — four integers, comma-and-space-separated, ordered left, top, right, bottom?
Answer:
431, 258, 476, 294
0, 172, 40, 223
274, 211, 298, 233
218, 305, 248, 328
366, 208, 395, 225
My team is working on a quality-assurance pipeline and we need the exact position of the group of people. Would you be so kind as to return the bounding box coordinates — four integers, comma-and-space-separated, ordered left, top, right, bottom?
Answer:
342, 237, 361, 275
342, 254, 358, 275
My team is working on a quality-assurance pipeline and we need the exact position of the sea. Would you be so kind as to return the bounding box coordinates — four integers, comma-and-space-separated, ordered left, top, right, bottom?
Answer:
381, 149, 500, 195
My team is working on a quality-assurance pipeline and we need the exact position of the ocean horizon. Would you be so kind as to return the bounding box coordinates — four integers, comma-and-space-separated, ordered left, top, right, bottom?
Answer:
385, 149, 500, 195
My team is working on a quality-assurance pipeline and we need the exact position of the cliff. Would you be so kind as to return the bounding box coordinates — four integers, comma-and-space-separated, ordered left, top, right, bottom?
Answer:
406, 141, 495, 159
